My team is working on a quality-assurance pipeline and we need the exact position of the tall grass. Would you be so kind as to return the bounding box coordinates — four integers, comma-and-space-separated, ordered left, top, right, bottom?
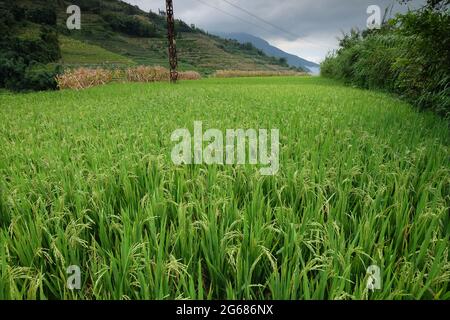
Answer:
0, 77, 449, 300
178, 71, 202, 81
56, 67, 202, 90
214, 70, 306, 78
125, 66, 170, 83
56, 68, 115, 90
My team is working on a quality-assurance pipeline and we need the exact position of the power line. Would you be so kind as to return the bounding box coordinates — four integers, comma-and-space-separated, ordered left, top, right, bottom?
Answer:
219, 0, 333, 49
195, 0, 333, 50
219, 0, 299, 39
194, 0, 274, 34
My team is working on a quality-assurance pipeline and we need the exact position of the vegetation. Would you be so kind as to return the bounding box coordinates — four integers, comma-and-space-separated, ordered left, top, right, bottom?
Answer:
26, 6, 57, 26
59, 36, 134, 67
214, 70, 306, 78
0, 0, 296, 91
321, 1, 450, 118
56, 66, 201, 90
124, 66, 174, 83
100, 12, 159, 38
0, 2, 62, 91
0, 77, 449, 300
56, 67, 115, 90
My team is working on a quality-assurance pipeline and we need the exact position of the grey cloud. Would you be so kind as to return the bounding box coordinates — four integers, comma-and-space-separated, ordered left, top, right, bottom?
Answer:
124, 0, 425, 62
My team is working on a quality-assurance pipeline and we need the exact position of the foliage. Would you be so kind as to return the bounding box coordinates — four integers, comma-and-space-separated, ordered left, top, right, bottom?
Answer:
321, 4, 450, 118
101, 13, 159, 38
56, 66, 202, 90
21, 63, 61, 91
178, 71, 202, 80
214, 70, 306, 78
25, 7, 57, 26
70, 0, 102, 12
393, 8, 450, 116
0, 4, 61, 91
0, 7, 15, 35
56, 67, 115, 90
0, 29, 61, 91
125, 65, 169, 82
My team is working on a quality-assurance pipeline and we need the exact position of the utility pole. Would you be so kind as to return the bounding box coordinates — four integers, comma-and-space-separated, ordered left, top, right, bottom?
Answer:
166, 0, 178, 83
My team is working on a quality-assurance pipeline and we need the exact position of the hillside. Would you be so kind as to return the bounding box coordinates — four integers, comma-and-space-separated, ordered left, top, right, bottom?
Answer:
217, 32, 320, 74
8, 0, 298, 74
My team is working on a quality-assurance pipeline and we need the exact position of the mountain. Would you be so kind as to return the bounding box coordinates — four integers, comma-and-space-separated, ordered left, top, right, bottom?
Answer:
215, 32, 320, 74
6, 0, 296, 75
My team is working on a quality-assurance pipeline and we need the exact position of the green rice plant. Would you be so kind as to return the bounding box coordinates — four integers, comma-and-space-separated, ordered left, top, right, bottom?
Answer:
0, 76, 449, 300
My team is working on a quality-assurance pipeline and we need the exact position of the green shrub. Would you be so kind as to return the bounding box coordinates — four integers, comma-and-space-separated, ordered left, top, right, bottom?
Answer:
0, 7, 15, 34
321, 4, 450, 118
26, 7, 57, 26
102, 13, 158, 37
0, 54, 25, 88
0, 24, 61, 91
69, 0, 101, 12
10, 5, 26, 21
0, 52, 61, 92
393, 9, 450, 116
6, 27, 61, 65
175, 20, 193, 33
22, 63, 61, 91
352, 34, 400, 90
0, 58, 61, 92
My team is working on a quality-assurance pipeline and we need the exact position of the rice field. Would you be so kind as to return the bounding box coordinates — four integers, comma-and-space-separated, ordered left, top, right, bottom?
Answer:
0, 77, 449, 300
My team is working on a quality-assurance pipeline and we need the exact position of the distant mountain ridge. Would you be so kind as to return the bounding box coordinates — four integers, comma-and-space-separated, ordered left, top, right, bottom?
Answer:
216, 32, 320, 74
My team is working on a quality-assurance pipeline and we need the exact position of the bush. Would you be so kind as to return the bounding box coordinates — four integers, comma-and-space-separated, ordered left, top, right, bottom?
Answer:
175, 20, 193, 33
26, 7, 57, 26
351, 34, 401, 90
11, 5, 26, 21
69, 0, 101, 12
56, 68, 114, 90
4, 27, 61, 65
0, 55, 25, 88
393, 9, 450, 116
0, 8, 15, 34
214, 70, 306, 78
178, 71, 202, 80
102, 13, 158, 37
321, 5, 450, 118
0, 4, 61, 92
22, 64, 61, 91
125, 66, 169, 82
55, 66, 201, 90
0, 58, 61, 91
126, 66, 202, 83
40, 27, 61, 61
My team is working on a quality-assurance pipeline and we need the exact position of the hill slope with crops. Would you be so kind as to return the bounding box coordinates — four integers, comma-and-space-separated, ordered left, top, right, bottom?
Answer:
12, 0, 297, 74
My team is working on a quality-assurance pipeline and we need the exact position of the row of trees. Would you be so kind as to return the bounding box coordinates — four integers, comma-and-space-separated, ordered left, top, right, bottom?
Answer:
321, 1, 449, 118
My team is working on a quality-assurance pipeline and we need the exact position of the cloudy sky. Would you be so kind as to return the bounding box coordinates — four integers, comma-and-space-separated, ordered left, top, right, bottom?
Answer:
124, 0, 424, 63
